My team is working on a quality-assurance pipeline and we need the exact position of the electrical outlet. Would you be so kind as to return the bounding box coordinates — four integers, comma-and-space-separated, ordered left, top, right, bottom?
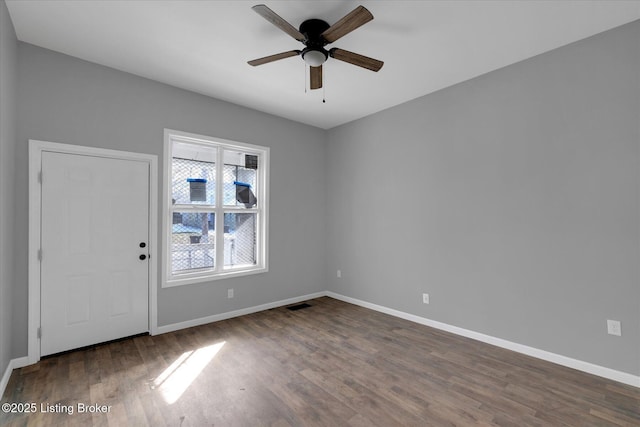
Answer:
607, 319, 621, 336
337, 269, 341, 278
228, 288, 234, 299
423, 293, 429, 304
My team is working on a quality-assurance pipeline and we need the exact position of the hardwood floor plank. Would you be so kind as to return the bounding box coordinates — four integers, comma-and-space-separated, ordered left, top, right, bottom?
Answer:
1, 297, 638, 426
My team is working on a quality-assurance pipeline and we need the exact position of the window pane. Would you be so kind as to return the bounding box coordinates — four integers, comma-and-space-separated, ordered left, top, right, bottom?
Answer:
224, 213, 256, 268
172, 212, 215, 273
223, 153, 257, 208
172, 157, 216, 205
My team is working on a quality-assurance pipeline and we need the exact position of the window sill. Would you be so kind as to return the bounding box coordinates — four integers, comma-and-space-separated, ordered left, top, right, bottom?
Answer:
163, 266, 268, 288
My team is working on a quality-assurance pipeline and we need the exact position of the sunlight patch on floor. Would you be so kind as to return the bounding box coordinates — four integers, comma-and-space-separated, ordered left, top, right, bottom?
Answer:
153, 341, 225, 404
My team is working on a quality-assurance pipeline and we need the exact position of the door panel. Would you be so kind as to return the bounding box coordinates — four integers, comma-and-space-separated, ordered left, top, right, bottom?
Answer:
41, 151, 149, 356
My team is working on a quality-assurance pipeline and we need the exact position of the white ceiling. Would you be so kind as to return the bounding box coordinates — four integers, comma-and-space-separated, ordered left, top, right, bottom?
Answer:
6, 0, 640, 129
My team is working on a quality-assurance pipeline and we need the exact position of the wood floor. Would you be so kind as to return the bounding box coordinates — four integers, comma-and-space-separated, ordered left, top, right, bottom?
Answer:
1, 297, 639, 426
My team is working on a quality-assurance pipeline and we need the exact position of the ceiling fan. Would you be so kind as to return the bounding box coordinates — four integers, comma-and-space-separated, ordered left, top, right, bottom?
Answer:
247, 4, 384, 90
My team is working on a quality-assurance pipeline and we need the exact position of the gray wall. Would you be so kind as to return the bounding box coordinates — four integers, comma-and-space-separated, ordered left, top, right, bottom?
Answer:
326, 21, 640, 375
5, 10, 638, 379
0, 0, 18, 374
14, 43, 327, 355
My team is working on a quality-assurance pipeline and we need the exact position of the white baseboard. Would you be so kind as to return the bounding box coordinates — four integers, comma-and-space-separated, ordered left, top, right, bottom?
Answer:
155, 292, 327, 335
326, 291, 640, 388
6, 290, 637, 396
1, 356, 29, 399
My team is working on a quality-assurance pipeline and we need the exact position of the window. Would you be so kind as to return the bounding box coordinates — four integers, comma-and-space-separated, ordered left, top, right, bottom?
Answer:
163, 129, 269, 287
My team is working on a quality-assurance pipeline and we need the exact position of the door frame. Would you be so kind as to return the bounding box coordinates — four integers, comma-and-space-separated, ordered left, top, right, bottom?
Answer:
28, 139, 158, 364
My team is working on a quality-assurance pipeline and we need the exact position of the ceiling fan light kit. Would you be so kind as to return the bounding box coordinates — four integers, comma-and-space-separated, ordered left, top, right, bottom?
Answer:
302, 48, 328, 67
248, 4, 384, 91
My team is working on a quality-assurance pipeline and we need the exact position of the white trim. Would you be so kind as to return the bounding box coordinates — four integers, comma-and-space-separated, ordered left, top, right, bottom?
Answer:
28, 142, 41, 364
162, 129, 270, 287
28, 139, 159, 361
156, 292, 325, 335
325, 292, 640, 388
1, 357, 29, 398
148, 157, 159, 335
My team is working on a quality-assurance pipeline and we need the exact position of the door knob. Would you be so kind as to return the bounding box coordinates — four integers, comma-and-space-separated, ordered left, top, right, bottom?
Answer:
139, 242, 146, 248
139, 254, 147, 260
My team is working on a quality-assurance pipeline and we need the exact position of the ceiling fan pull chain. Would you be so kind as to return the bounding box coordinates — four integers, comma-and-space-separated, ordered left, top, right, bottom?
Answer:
322, 65, 326, 103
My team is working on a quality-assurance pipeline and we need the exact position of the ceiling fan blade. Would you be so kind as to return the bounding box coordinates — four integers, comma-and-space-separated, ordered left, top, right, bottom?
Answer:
321, 5, 373, 43
248, 50, 301, 66
329, 48, 383, 72
252, 4, 305, 42
310, 65, 323, 90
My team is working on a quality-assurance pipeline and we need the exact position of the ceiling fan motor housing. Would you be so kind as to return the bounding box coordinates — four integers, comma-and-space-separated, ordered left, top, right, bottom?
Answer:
299, 19, 330, 44
300, 19, 330, 66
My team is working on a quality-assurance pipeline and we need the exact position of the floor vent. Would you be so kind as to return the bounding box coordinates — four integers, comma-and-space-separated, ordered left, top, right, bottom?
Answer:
286, 303, 312, 311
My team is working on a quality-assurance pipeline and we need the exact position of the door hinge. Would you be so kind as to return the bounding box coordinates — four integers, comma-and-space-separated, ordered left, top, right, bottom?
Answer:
38, 171, 42, 184
37, 249, 42, 261
37, 327, 41, 339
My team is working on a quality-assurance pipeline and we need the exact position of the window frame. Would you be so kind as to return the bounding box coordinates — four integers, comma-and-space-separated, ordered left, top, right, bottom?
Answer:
162, 129, 269, 287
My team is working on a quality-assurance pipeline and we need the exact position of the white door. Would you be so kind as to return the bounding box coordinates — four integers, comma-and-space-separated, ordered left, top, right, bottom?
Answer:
40, 151, 150, 356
